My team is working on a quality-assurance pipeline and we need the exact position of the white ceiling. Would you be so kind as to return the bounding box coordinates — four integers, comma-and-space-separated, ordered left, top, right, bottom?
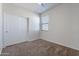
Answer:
7, 3, 59, 14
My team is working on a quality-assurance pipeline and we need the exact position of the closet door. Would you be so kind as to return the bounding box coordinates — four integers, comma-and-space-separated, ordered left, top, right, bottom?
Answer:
3, 13, 28, 47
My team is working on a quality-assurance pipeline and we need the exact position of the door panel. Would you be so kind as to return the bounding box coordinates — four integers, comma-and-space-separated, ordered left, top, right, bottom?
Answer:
4, 13, 28, 47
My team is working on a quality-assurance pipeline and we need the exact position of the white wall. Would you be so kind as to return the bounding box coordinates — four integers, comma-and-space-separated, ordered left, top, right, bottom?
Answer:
40, 4, 79, 50
0, 3, 3, 54
3, 4, 40, 47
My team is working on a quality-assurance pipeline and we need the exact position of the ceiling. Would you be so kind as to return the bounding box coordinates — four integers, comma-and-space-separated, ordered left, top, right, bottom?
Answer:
8, 3, 59, 14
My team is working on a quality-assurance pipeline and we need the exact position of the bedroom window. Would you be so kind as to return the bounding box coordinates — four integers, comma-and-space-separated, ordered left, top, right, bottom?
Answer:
41, 15, 48, 31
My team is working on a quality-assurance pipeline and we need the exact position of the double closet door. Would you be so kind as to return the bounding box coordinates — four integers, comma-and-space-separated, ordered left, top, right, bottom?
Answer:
3, 13, 29, 47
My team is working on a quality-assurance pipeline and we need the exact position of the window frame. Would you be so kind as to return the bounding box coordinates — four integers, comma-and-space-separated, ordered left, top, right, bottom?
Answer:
40, 15, 48, 31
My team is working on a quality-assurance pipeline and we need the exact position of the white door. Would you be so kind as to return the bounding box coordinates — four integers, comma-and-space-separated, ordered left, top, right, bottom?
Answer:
3, 13, 28, 47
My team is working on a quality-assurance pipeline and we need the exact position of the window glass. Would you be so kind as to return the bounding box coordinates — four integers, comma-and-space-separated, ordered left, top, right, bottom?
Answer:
41, 16, 48, 31
41, 16, 48, 24
42, 24, 48, 30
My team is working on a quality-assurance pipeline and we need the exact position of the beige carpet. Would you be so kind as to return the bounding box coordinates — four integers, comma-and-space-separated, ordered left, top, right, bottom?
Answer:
1, 39, 79, 56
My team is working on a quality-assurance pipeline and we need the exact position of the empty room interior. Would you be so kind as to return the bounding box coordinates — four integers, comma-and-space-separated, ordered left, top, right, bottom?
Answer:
0, 3, 79, 56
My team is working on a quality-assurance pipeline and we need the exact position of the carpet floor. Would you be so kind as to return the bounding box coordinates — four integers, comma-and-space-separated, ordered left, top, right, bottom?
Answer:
1, 39, 79, 56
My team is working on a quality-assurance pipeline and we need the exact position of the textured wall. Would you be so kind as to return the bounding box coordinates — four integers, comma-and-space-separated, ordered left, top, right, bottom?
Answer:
40, 4, 79, 50
3, 4, 40, 47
